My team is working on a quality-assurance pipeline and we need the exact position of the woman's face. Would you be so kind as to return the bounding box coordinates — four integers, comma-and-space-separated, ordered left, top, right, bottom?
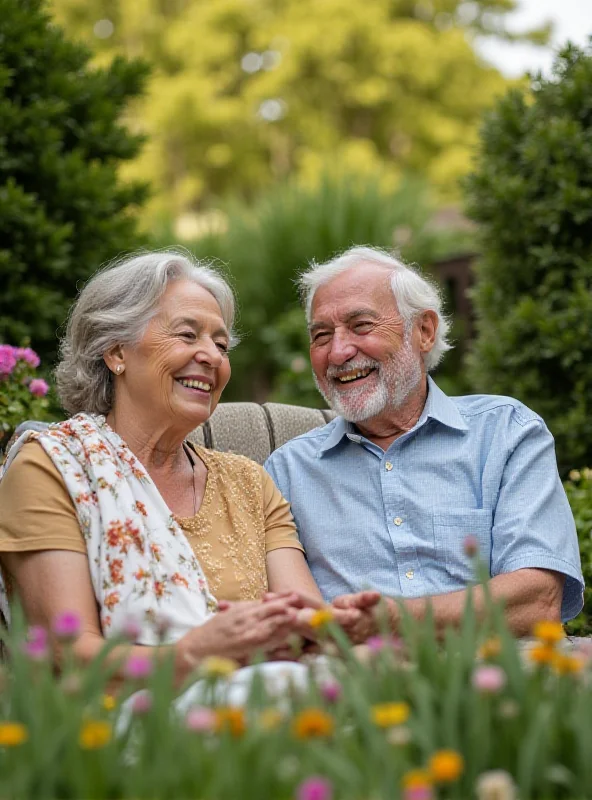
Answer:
115, 279, 232, 431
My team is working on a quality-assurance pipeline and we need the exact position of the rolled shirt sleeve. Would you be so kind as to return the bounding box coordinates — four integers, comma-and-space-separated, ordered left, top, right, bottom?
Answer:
491, 415, 584, 621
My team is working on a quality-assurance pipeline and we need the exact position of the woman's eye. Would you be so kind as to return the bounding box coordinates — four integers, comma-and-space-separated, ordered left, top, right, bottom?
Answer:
216, 342, 229, 353
179, 331, 196, 340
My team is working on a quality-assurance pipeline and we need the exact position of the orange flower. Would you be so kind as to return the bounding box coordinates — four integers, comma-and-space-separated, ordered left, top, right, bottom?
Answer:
552, 653, 585, 675
292, 708, 334, 739
429, 749, 464, 783
529, 643, 556, 665
371, 702, 410, 728
533, 621, 564, 646
402, 769, 433, 790
309, 608, 335, 629
214, 707, 246, 737
104, 591, 120, 611
79, 720, 112, 750
478, 636, 502, 660
0, 722, 28, 747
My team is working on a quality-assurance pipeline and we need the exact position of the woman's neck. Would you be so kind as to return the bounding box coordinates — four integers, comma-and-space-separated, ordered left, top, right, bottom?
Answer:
105, 407, 190, 473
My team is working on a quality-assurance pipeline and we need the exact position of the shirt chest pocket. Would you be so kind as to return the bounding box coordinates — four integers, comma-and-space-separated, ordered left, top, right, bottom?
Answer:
432, 509, 493, 584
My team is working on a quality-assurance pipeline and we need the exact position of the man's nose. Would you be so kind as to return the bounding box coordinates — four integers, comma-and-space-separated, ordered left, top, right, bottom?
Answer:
327, 332, 357, 366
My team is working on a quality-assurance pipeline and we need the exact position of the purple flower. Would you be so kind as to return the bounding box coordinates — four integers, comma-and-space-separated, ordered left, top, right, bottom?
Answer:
124, 654, 153, 680
296, 777, 333, 800
53, 611, 81, 639
29, 378, 49, 397
130, 690, 152, 715
15, 347, 40, 368
472, 665, 507, 694
23, 625, 49, 660
185, 706, 216, 732
0, 345, 17, 376
319, 680, 342, 703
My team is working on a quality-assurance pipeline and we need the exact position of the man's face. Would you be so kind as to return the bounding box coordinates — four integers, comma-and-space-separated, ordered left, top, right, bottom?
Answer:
309, 264, 425, 422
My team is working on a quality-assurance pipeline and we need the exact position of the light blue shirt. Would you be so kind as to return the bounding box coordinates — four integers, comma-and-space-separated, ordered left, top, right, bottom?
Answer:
265, 378, 584, 622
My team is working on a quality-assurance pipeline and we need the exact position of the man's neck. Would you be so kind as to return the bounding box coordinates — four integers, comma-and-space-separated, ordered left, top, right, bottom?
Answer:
354, 376, 429, 450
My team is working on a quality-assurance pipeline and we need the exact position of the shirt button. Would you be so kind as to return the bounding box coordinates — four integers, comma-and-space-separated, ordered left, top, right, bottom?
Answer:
385, 462, 393, 471
393, 517, 403, 526
405, 570, 414, 580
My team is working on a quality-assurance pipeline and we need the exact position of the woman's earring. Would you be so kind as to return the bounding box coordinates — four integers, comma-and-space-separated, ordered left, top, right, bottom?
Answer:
116, 365, 124, 375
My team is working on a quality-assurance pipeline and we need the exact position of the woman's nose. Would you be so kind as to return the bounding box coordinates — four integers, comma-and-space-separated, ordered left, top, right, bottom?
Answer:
193, 339, 223, 367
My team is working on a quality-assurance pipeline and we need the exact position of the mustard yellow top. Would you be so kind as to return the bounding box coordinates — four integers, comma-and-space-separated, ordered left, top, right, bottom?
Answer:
0, 440, 303, 602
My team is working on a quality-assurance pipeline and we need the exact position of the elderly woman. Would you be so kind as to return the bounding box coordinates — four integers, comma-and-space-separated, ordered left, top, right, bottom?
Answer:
0, 251, 331, 680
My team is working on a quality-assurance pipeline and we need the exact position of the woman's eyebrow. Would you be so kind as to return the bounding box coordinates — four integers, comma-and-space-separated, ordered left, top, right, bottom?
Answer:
171, 317, 229, 338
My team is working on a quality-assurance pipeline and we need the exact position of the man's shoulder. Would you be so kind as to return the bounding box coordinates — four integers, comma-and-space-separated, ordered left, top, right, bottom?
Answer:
451, 392, 544, 428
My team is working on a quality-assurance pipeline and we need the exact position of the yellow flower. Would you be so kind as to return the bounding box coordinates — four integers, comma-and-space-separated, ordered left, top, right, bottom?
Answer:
259, 708, 284, 730
79, 720, 112, 750
478, 637, 501, 660
429, 749, 465, 783
402, 769, 433, 789
528, 643, 556, 665
533, 621, 565, 646
309, 608, 335, 629
552, 653, 585, 675
371, 702, 410, 728
292, 708, 334, 739
102, 694, 116, 711
214, 707, 246, 737
0, 722, 28, 747
201, 656, 239, 678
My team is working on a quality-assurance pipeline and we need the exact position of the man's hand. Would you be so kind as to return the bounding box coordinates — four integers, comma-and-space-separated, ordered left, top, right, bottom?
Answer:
332, 591, 383, 643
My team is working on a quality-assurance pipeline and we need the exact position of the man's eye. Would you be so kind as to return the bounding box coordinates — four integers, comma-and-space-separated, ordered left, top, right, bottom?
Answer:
312, 332, 331, 343
354, 322, 373, 333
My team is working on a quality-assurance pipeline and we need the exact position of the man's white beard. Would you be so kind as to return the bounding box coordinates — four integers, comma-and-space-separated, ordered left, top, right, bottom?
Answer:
314, 340, 422, 422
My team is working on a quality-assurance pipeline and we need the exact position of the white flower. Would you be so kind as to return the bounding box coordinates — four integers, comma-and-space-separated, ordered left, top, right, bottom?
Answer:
476, 770, 517, 800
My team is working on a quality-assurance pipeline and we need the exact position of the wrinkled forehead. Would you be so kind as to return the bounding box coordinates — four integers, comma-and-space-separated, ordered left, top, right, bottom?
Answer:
310, 264, 398, 321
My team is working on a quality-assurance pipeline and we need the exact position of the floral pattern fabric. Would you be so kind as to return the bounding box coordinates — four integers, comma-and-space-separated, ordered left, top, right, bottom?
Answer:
0, 414, 217, 644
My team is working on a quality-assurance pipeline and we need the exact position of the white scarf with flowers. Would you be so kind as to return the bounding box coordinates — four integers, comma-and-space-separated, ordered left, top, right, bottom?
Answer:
0, 414, 217, 645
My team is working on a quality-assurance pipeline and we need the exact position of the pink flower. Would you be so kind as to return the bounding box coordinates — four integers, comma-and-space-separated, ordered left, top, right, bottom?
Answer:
296, 777, 333, 800
130, 690, 152, 715
0, 345, 17, 376
29, 378, 49, 397
53, 611, 81, 639
472, 665, 507, 694
124, 654, 153, 680
366, 635, 387, 652
464, 535, 479, 557
185, 706, 216, 732
120, 617, 142, 642
319, 680, 342, 703
403, 787, 433, 800
23, 625, 49, 660
15, 347, 40, 368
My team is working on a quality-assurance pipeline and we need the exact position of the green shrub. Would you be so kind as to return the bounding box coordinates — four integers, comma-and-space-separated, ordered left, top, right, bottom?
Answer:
0, 0, 149, 365
564, 468, 592, 636
464, 42, 592, 473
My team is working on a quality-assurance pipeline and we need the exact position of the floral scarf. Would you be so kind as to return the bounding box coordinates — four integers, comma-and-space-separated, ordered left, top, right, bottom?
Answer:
0, 414, 217, 644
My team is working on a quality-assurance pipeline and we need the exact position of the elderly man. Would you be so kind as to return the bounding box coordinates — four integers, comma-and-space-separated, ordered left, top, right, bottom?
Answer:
264, 246, 584, 636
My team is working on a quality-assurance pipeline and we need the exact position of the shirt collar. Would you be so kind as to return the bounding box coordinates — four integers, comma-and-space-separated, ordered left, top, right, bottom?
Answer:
317, 376, 467, 456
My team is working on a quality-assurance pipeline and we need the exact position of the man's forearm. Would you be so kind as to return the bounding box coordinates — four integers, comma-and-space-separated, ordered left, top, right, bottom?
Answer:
385, 568, 564, 637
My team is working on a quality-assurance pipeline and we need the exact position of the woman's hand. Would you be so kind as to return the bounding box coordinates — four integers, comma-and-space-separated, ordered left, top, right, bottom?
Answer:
176, 597, 298, 671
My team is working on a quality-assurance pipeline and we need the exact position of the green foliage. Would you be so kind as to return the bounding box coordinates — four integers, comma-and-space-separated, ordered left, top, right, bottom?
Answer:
465, 42, 592, 472
0, 0, 149, 364
564, 468, 592, 636
49, 0, 548, 224
1, 596, 591, 798
158, 171, 464, 403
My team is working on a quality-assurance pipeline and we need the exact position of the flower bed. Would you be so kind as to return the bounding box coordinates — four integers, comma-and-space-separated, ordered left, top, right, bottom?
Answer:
1, 602, 591, 799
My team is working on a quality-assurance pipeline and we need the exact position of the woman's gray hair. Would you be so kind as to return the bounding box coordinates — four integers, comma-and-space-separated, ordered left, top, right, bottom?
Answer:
56, 250, 238, 415
298, 245, 452, 371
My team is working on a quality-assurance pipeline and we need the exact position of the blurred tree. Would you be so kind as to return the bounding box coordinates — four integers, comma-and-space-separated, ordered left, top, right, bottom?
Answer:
0, 0, 148, 364
465, 42, 592, 473
49, 0, 549, 226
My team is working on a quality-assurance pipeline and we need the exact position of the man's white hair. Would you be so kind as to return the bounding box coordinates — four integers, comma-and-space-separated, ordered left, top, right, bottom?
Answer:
298, 245, 452, 371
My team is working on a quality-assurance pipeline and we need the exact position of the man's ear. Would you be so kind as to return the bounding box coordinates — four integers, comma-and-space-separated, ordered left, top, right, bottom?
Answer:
418, 310, 438, 354
103, 344, 125, 375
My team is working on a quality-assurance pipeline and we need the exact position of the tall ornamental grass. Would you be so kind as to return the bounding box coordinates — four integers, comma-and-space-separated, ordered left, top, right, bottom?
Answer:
1, 582, 591, 799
